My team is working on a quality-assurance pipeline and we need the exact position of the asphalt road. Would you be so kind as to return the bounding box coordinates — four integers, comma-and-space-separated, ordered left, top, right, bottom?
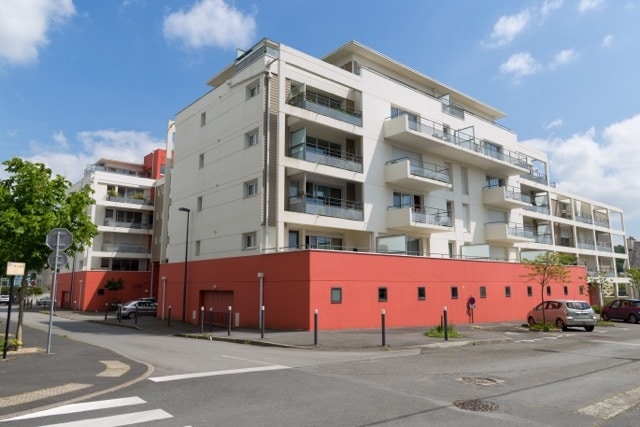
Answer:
3, 310, 640, 426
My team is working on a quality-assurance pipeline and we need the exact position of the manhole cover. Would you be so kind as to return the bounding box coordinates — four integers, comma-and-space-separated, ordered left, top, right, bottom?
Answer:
453, 399, 500, 412
455, 376, 504, 386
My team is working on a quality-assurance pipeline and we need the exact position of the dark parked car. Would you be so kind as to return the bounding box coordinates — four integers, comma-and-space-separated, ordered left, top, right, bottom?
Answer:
120, 300, 157, 319
600, 299, 640, 323
527, 299, 597, 331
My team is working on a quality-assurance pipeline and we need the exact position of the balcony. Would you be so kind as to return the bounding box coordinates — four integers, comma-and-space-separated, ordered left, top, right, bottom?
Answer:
575, 212, 593, 224
594, 217, 610, 228
484, 222, 534, 243
386, 206, 452, 235
384, 115, 528, 175
102, 219, 153, 230
102, 243, 150, 254
287, 195, 363, 221
524, 204, 551, 215
482, 185, 531, 209
287, 89, 362, 126
385, 158, 450, 192
597, 243, 612, 252
534, 233, 553, 245
289, 144, 362, 173
577, 239, 596, 250
106, 194, 153, 206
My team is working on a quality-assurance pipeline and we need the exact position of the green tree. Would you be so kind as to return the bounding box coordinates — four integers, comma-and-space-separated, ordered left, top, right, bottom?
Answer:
523, 252, 572, 326
625, 267, 640, 298
0, 158, 98, 343
588, 270, 612, 308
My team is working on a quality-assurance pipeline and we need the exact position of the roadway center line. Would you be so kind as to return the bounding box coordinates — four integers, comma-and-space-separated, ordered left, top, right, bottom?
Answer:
148, 365, 291, 383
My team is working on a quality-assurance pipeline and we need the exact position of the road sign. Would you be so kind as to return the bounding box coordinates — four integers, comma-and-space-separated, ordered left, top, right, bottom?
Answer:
46, 228, 73, 251
6, 262, 25, 276
48, 252, 68, 268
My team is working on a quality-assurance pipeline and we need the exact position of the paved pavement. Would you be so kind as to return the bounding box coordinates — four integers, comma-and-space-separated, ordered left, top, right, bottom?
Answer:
0, 308, 530, 420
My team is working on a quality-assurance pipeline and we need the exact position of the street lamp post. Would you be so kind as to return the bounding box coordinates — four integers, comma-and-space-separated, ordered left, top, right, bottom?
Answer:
178, 207, 191, 323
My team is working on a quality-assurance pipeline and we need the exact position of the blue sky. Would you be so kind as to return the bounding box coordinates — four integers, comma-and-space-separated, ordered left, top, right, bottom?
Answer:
1, 0, 640, 237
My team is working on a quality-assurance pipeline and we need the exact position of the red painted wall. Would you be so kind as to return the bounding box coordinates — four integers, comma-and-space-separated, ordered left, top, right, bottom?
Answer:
57, 251, 588, 330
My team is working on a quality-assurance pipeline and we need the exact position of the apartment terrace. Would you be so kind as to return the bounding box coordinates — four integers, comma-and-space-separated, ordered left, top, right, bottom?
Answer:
385, 158, 450, 192
384, 114, 528, 175
287, 194, 364, 221
287, 85, 362, 126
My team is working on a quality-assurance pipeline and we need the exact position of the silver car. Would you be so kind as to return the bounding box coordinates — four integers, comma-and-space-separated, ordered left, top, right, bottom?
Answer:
120, 300, 157, 319
527, 299, 597, 331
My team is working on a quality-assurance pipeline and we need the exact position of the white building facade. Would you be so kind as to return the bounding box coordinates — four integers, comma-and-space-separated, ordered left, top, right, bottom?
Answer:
166, 39, 629, 295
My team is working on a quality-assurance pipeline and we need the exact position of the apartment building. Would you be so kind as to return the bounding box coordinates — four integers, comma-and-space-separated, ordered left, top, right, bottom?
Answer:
56, 150, 166, 310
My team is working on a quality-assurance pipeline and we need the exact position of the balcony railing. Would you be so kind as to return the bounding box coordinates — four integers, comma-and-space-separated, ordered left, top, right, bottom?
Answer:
577, 239, 596, 250
597, 243, 612, 252
575, 212, 593, 224
289, 144, 363, 173
103, 219, 153, 230
386, 157, 450, 183
86, 164, 146, 178
102, 243, 150, 253
483, 184, 531, 204
288, 195, 363, 221
107, 195, 153, 206
401, 117, 527, 169
594, 217, 610, 228
534, 233, 553, 245
524, 204, 551, 215
287, 91, 362, 126
387, 206, 452, 227
520, 170, 547, 185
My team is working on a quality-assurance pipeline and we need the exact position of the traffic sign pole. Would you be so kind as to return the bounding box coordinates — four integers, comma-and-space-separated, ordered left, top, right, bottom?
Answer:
45, 228, 73, 354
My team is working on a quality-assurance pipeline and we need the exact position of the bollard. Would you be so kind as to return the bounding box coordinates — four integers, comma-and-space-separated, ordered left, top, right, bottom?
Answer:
117, 304, 122, 323
443, 306, 449, 341
314, 309, 318, 347
227, 306, 232, 336
135, 303, 139, 325
260, 306, 265, 339
209, 307, 213, 332
200, 306, 204, 334
168, 305, 172, 327
381, 309, 386, 347
104, 303, 108, 321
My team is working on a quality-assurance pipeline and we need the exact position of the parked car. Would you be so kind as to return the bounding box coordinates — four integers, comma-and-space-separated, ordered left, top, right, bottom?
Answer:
36, 295, 52, 306
120, 300, 157, 319
600, 299, 640, 323
0, 294, 9, 304
138, 297, 157, 304
527, 299, 597, 331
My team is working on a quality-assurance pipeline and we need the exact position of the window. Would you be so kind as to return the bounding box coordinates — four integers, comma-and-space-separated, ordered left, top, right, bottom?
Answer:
448, 241, 456, 259
390, 106, 418, 123
247, 81, 260, 98
195, 240, 201, 256
461, 167, 469, 195
527, 286, 533, 297
197, 196, 203, 212
563, 286, 568, 296
378, 287, 388, 302
479, 286, 487, 298
505, 286, 511, 297
246, 129, 259, 147
546, 286, 551, 296
101, 258, 110, 268
105, 209, 114, 218
306, 235, 342, 250
462, 203, 470, 232
200, 112, 206, 127
417, 287, 426, 300
288, 230, 299, 249
451, 286, 459, 299
198, 153, 204, 169
331, 288, 342, 304
112, 259, 139, 271
245, 180, 259, 197
243, 232, 257, 249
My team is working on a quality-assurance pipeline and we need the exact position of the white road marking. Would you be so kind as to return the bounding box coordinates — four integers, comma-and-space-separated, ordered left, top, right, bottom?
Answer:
590, 340, 640, 347
40, 409, 172, 426
148, 364, 290, 383
0, 384, 92, 408
7, 397, 146, 420
578, 385, 640, 419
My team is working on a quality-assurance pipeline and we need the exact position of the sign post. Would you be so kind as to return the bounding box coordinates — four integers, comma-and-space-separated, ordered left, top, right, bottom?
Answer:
3, 262, 25, 360
45, 228, 73, 354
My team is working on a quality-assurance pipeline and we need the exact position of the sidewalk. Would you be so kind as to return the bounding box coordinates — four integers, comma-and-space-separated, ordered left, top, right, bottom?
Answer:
57, 310, 529, 350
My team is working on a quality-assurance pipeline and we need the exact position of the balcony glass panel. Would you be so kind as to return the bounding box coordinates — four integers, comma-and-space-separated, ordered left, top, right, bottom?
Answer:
288, 89, 362, 126
387, 206, 452, 227
289, 140, 362, 172
287, 195, 363, 221
102, 243, 150, 253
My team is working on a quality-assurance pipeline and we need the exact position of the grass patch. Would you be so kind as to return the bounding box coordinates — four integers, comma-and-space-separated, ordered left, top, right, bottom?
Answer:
528, 323, 555, 332
425, 324, 461, 338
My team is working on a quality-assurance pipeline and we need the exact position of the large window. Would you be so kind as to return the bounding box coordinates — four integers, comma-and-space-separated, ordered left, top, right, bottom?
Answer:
112, 259, 139, 271
393, 192, 421, 209
306, 182, 341, 206
306, 235, 342, 250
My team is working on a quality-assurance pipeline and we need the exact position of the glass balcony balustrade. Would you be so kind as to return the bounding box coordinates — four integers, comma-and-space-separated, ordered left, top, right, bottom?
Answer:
287, 194, 363, 221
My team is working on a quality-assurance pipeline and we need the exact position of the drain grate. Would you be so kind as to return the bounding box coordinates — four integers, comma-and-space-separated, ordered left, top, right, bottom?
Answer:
453, 399, 500, 412
455, 376, 504, 386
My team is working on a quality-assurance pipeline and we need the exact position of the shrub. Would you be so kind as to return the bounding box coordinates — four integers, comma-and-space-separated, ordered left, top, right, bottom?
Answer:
425, 324, 461, 338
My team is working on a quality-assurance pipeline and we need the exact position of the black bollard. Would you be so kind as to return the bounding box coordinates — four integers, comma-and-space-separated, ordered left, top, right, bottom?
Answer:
260, 306, 265, 339
443, 306, 449, 341
200, 306, 204, 334
314, 309, 318, 347
168, 305, 172, 327
104, 303, 108, 321
381, 309, 386, 347
227, 306, 232, 336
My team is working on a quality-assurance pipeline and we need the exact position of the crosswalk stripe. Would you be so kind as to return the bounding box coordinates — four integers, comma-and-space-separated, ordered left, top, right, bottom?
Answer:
7, 397, 146, 421
578, 385, 640, 419
149, 364, 290, 382
39, 409, 173, 426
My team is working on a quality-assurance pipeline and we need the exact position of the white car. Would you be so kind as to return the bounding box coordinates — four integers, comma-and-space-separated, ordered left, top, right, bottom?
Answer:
36, 295, 52, 306
0, 294, 9, 304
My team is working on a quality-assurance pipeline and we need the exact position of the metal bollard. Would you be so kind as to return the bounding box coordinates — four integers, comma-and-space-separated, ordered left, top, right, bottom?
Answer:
260, 306, 265, 339
168, 305, 172, 327
200, 306, 204, 334
443, 306, 449, 341
227, 306, 232, 336
209, 307, 213, 332
117, 304, 122, 323
381, 309, 386, 347
104, 303, 108, 321
314, 309, 318, 347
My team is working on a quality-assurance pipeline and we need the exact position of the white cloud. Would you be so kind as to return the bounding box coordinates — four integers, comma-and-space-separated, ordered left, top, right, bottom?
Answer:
27, 129, 164, 182
545, 118, 563, 130
601, 34, 614, 47
523, 114, 640, 237
163, 0, 256, 50
550, 48, 579, 68
486, 10, 531, 47
579, 0, 604, 13
0, 0, 75, 66
52, 131, 68, 149
500, 52, 542, 79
